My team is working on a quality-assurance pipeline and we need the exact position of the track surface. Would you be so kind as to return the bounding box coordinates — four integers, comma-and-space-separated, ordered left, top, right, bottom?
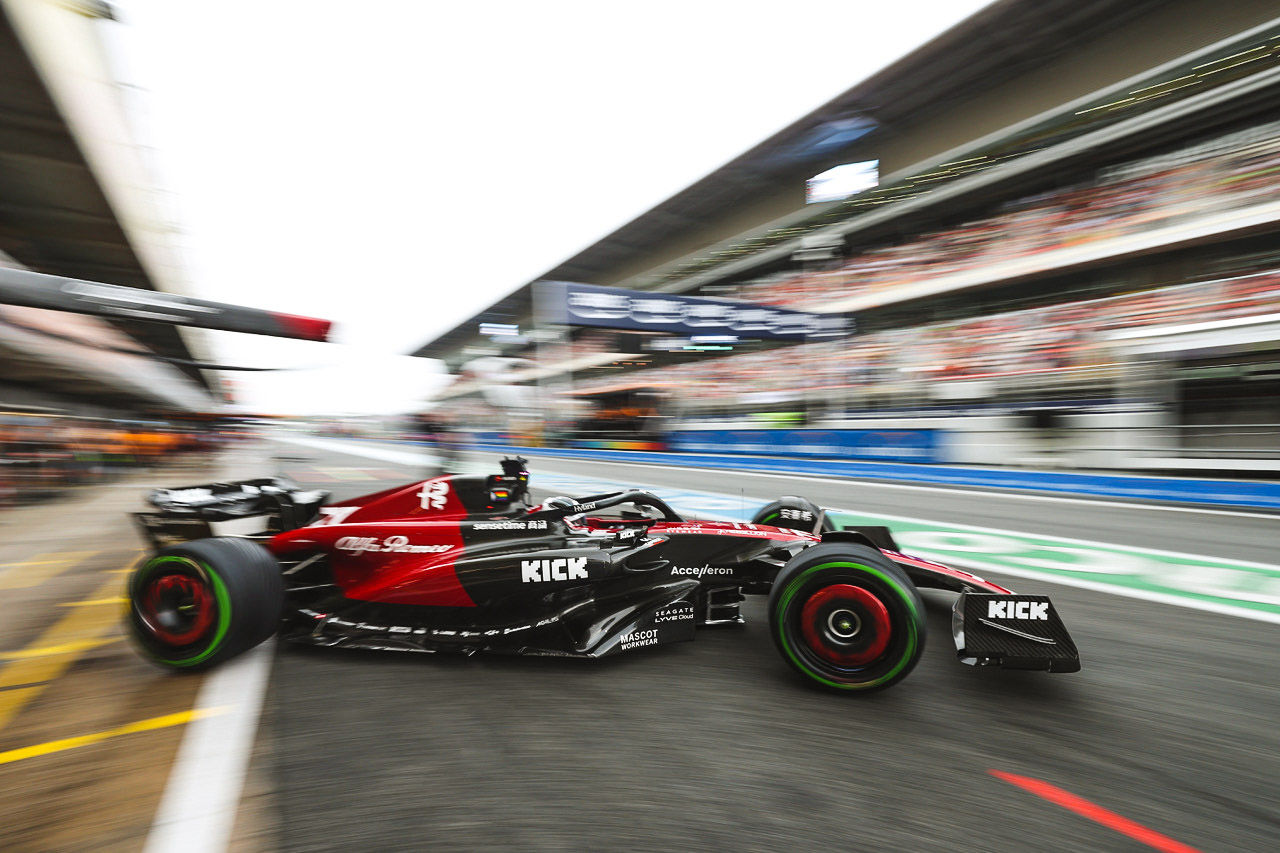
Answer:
263, 442, 1280, 852
0, 449, 275, 853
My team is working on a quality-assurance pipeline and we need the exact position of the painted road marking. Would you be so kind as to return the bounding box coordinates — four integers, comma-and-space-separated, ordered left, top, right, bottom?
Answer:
270, 434, 437, 467
145, 640, 274, 853
0, 681, 50, 693
990, 770, 1201, 853
0, 637, 118, 661
528, 470, 1280, 624
0, 708, 220, 767
0, 571, 129, 732
828, 510, 1280, 623
58, 597, 128, 607
0, 551, 97, 590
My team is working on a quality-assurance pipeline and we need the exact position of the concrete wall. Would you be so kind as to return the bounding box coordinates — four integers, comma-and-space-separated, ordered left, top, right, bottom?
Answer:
934, 410, 1176, 469
673, 409, 1180, 470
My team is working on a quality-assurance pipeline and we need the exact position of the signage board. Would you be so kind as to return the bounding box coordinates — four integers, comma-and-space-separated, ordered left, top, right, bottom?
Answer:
537, 281, 850, 341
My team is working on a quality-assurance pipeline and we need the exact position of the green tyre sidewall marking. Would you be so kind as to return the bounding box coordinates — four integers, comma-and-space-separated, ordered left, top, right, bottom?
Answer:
136, 555, 233, 668
760, 512, 779, 523
775, 561, 921, 691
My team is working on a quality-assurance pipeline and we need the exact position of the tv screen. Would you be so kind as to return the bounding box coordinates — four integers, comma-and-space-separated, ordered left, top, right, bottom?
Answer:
806, 160, 879, 203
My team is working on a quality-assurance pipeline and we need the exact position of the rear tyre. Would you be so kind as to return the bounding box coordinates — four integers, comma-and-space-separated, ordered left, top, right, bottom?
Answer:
768, 543, 925, 693
752, 496, 834, 534
127, 537, 283, 671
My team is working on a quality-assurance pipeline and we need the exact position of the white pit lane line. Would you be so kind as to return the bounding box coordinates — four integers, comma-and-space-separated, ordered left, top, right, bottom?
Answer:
271, 433, 439, 468
144, 640, 274, 853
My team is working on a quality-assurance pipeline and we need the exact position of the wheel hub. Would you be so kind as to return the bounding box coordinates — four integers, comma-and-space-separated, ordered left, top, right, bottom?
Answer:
800, 584, 892, 666
827, 608, 861, 638
139, 572, 215, 646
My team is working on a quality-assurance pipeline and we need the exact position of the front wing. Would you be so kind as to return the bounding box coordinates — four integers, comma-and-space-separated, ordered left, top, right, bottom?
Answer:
952, 592, 1081, 672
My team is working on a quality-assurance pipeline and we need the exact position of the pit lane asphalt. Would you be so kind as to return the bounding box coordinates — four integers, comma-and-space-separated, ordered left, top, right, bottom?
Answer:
260, 444, 1280, 852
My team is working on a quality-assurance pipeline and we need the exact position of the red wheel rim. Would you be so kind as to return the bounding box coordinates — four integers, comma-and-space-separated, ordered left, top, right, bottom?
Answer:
800, 584, 891, 666
139, 572, 215, 646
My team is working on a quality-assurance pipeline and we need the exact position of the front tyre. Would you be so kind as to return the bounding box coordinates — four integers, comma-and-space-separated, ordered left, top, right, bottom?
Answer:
752, 496, 834, 534
127, 537, 283, 671
768, 543, 925, 693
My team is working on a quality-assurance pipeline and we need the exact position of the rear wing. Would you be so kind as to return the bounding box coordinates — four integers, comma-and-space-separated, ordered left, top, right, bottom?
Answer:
133, 477, 329, 549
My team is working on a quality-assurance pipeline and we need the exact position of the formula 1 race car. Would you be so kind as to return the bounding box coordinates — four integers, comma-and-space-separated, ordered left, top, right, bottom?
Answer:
126, 457, 1080, 693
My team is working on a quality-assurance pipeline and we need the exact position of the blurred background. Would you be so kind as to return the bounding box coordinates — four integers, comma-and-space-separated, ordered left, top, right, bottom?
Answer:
421, 15, 1280, 474
3, 1, 1280, 852
9, 0, 1280, 480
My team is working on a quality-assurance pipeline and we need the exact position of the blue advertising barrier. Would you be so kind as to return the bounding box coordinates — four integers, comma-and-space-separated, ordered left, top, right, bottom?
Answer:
464, 441, 1280, 510
667, 428, 940, 463
472, 429, 939, 461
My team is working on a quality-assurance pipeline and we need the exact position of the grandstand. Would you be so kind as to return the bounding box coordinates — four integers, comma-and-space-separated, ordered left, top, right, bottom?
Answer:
412, 0, 1280, 473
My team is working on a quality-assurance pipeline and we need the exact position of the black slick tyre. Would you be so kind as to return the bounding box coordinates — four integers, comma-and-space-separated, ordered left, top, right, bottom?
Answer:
768, 543, 925, 693
752, 496, 834, 534
127, 537, 283, 671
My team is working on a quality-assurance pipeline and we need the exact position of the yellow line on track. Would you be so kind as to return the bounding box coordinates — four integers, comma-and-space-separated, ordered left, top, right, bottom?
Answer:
0, 551, 97, 590
0, 637, 119, 661
0, 556, 139, 732
0, 707, 224, 767
57, 597, 128, 607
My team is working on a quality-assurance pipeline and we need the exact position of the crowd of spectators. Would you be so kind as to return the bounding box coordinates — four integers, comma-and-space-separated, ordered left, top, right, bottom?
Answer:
0, 414, 222, 508
729, 119, 1280, 310
459, 121, 1280, 430
561, 119, 1280, 415
571, 269, 1280, 410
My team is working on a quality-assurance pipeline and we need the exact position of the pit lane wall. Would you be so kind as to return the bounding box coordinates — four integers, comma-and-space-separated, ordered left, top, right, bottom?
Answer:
566, 433, 937, 459
475, 410, 1176, 469
666, 428, 941, 463
471, 429, 940, 463
665, 411, 1171, 469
